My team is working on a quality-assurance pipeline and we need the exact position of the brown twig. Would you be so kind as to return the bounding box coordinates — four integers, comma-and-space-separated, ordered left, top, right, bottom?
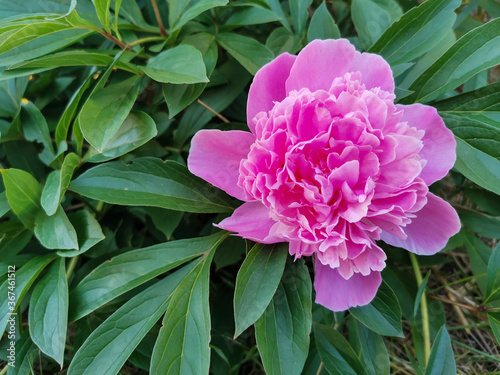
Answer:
197, 99, 230, 123
151, 0, 167, 37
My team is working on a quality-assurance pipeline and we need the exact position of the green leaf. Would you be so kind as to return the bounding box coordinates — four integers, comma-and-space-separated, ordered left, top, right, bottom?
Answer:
225, 5, 282, 26
485, 243, 500, 303
313, 322, 368, 375
83, 111, 158, 163
350, 281, 404, 337
460, 212, 500, 239
93, 0, 112, 32
351, 0, 402, 49
462, 230, 490, 294
289, 0, 313, 35
67, 262, 197, 375
0, 191, 9, 218
255, 258, 312, 375
307, 2, 340, 42
0, 168, 42, 229
369, 0, 461, 65
145, 207, 183, 240
349, 318, 390, 375
58, 209, 105, 257
233, 242, 288, 338
424, 326, 456, 375
167, 0, 228, 31
78, 75, 141, 152
6, 329, 38, 375
41, 152, 80, 215
0, 254, 55, 334
142, 45, 209, 84
150, 249, 216, 375
266, 27, 301, 55
488, 313, 500, 346
413, 270, 431, 318
402, 19, 500, 103
217, 33, 274, 75
29, 258, 68, 365
69, 232, 227, 321
35, 206, 79, 250
70, 157, 235, 213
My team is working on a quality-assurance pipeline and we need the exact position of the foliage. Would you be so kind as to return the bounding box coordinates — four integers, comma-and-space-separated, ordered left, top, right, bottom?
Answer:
0, 0, 499, 374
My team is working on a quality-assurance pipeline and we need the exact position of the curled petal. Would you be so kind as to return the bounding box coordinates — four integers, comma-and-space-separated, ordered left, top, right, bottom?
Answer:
380, 193, 461, 255
216, 201, 283, 244
187, 129, 254, 200
397, 103, 456, 185
247, 53, 297, 133
314, 257, 381, 311
286, 39, 356, 93
350, 52, 395, 93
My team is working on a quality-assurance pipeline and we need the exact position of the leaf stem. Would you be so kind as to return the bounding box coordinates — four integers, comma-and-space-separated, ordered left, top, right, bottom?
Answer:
0, 366, 7, 375
127, 36, 166, 47
197, 99, 229, 123
410, 253, 431, 366
66, 256, 79, 281
151, 0, 167, 37
315, 362, 323, 375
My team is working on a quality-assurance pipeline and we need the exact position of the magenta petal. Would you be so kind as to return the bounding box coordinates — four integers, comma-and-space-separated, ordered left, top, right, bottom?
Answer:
381, 193, 461, 255
397, 103, 456, 185
286, 39, 356, 93
216, 201, 283, 243
187, 129, 254, 200
247, 53, 297, 133
349, 52, 395, 93
314, 258, 382, 311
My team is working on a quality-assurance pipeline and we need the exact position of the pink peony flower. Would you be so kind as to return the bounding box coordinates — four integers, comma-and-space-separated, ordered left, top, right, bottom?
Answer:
188, 39, 461, 311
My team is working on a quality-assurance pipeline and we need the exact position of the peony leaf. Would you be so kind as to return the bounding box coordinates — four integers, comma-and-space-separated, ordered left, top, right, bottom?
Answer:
307, 2, 340, 42
424, 326, 456, 375
485, 243, 500, 303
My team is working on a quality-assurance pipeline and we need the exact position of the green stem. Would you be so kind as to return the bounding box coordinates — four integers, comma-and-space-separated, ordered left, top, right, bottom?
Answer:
127, 36, 166, 47
66, 256, 79, 281
410, 253, 431, 366
0, 366, 7, 375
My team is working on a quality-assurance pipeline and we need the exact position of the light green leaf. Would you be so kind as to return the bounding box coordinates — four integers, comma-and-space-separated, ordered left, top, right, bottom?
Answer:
93, 0, 112, 32
485, 243, 500, 303
20, 100, 56, 163
34, 206, 79, 250
351, 0, 402, 49
69, 232, 227, 321
83, 111, 157, 163
78, 75, 141, 152
29, 258, 68, 366
402, 18, 500, 103
255, 258, 312, 375
67, 262, 197, 375
0, 192, 9, 218
424, 326, 456, 375
142, 45, 209, 84
289, 0, 313, 35
350, 281, 404, 337
58, 210, 106, 257
217, 33, 274, 75
313, 322, 368, 375
489, 313, 500, 346
234, 242, 288, 338
149, 249, 217, 375
167, 0, 228, 31
369, 0, 461, 65
0, 168, 42, 229
69, 157, 235, 213
41, 153, 80, 215
225, 6, 282, 26
0, 254, 56, 334
307, 2, 340, 42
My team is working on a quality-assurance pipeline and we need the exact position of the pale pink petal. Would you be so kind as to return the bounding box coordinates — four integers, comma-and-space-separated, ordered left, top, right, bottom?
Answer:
349, 52, 395, 93
247, 53, 297, 133
216, 201, 283, 243
286, 39, 356, 93
314, 257, 381, 311
396, 104, 456, 185
187, 129, 254, 200
380, 193, 461, 255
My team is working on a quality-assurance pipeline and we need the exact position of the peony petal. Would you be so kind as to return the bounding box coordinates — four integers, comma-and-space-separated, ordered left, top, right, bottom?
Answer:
397, 103, 456, 185
247, 53, 297, 133
349, 52, 395, 93
188, 129, 254, 200
380, 193, 461, 255
314, 257, 382, 311
286, 39, 356, 93
216, 201, 283, 243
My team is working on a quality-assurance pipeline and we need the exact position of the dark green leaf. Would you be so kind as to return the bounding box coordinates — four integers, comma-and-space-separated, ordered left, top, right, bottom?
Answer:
6, 329, 38, 375
462, 230, 490, 294
313, 322, 368, 375
29, 258, 68, 365
488, 313, 500, 346
217, 33, 274, 75
225, 5, 282, 26
266, 27, 301, 55
369, 0, 461, 65
424, 326, 456, 375
350, 281, 404, 337
168, 0, 228, 31
414, 270, 431, 318
255, 258, 312, 375
0, 191, 10, 218
69, 232, 227, 320
485, 243, 500, 303
289, 0, 313, 35
70, 157, 235, 213
233, 242, 288, 338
